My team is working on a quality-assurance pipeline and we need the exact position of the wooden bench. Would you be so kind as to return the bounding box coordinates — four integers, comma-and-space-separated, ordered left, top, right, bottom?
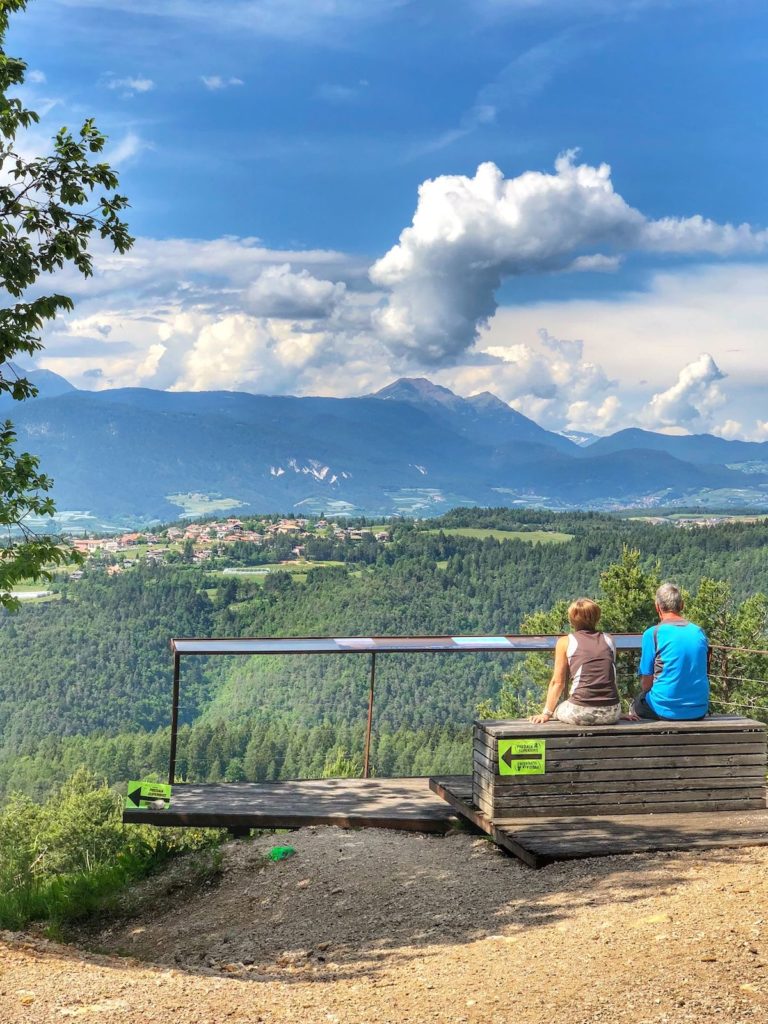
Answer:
473, 715, 767, 819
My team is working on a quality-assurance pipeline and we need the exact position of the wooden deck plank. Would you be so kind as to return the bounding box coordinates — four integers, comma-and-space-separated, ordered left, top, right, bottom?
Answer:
473, 741, 765, 765
475, 733, 767, 755
430, 775, 768, 867
123, 777, 459, 833
490, 798, 768, 817
472, 745, 765, 776
473, 738, 767, 761
485, 786, 767, 807
475, 774, 764, 793
472, 761, 766, 784
477, 715, 765, 738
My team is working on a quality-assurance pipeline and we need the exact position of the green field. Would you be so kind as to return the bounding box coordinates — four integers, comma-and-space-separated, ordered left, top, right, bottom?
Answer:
424, 527, 573, 543
216, 560, 347, 583
166, 492, 246, 516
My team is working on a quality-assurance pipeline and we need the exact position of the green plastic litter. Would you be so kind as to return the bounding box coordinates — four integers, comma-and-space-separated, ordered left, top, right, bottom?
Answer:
268, 845, 296, 861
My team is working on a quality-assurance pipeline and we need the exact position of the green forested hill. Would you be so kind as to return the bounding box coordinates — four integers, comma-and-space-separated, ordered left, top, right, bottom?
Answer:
0, 571, 215, 750
1, 509, 767, 795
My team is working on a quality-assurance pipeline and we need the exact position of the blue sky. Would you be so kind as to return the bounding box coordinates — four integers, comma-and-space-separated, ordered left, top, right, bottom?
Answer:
8, 0, 768, 438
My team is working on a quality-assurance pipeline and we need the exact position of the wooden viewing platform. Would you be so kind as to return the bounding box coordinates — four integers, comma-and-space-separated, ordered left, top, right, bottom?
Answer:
122, 777, 458, 834
430, 714, 768, 866
132, 637, 768, 867
430, 776, 768, 867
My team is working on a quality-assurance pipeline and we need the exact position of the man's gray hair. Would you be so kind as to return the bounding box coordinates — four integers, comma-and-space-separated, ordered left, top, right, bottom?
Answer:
656, 582, 683, 613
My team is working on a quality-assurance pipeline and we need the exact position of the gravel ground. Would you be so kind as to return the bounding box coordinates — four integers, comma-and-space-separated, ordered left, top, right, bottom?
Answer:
2, 826, 768, 1023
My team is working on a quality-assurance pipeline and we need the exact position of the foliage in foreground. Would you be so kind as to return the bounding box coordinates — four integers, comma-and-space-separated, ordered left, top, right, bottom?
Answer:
0, 0, 132, 608
0, 766, 221, 931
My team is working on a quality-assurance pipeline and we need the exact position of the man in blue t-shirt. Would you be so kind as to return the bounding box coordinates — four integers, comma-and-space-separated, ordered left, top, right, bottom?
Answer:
628, 582, 710, 721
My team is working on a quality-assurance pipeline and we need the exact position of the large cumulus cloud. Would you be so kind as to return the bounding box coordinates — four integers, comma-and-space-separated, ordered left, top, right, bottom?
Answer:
643, 353, 726, 430
370, 152, 768, 366
33, 154, 768, 439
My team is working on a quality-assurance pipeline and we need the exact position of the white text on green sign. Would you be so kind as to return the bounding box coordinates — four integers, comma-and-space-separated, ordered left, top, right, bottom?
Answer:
498, 739, 546, 776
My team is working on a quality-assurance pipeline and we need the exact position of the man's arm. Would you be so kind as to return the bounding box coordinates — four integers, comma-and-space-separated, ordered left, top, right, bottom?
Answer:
637, 628, 655, 694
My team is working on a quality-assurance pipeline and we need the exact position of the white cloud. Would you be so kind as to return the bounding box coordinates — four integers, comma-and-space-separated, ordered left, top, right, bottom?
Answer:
569, 253, 623, 273
643, 353, 726, 430
171, 314, 326, 393
641, 216, 768, 256
716, 419, 768, 443
51, 234, 365, 301
370, 152, 768, 366
201, 76, 245, 91
483, 263, 768, 388
714, 419, 742, 441
38, 236, 385, 396
566, 394, 621, 433
30, 217, 768, 440
106, 131, 150, 165
482, 328, 615, 402
431, 327, 617, 433
105, 75, 155, 95
244, 264, 346, 318
27, 70, 47, 84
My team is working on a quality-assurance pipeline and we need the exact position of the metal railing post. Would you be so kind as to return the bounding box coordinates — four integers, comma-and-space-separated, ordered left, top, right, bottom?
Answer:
168, 651, 180, 785
363, 652, 376, 778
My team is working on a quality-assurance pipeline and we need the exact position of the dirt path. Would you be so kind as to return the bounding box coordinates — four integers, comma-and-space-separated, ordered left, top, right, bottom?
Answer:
2, 827, 768, 1023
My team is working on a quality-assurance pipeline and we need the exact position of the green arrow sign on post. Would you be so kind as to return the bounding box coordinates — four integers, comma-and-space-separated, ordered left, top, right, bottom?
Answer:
125, 781, 172, 809
498, 739, 546, 776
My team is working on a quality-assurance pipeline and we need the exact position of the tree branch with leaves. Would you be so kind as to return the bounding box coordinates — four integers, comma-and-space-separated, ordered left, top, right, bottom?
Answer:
0, 0, 133, 610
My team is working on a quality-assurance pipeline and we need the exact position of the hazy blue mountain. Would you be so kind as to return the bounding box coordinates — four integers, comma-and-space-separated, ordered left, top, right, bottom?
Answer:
4, 362, 77, 399
372, 377, 575, 453
587, 428, 768, 465
4, 375, 767, 524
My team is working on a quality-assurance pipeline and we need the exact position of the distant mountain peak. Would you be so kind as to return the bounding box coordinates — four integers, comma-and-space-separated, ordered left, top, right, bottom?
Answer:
3, 361, 76, 399
369, 374, 576, 454
371, 377, 463, 408
466, 390, 510, 412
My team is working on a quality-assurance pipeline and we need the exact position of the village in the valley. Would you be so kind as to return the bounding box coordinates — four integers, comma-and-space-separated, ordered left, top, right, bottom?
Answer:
65, 517, 392, 579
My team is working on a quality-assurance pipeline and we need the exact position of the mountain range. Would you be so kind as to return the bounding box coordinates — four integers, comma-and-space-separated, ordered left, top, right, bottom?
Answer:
3, 368, 767, 529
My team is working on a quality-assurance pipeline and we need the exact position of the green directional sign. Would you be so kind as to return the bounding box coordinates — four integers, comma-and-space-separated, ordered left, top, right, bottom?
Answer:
125, 781, 172, 809
498, 738, 546, 776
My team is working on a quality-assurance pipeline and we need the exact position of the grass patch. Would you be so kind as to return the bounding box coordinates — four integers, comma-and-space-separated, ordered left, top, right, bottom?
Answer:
0, 768, 223, 932
425, 527, 573, 543
166, 492, 246, 516
216, 560, 347, 584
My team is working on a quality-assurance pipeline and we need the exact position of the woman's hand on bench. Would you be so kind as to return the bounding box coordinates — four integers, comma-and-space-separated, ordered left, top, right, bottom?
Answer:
529, 712, 553, 724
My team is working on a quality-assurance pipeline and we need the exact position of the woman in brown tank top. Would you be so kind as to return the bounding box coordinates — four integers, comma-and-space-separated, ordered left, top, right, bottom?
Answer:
529, 597, 621, 725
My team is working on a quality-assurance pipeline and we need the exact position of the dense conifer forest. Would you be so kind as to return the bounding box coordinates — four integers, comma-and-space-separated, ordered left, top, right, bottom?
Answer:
1, 509, 767, 798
